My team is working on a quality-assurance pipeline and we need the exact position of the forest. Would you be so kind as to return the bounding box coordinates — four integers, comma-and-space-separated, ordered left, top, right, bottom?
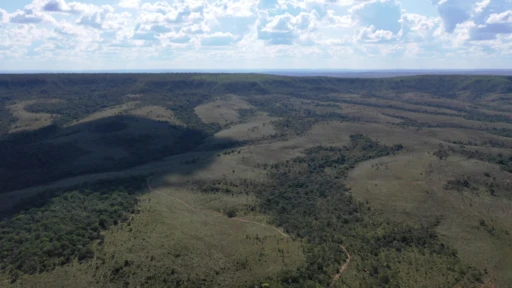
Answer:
251, 135, 479, 287
0, 73, 511, 287
0, 177, 147, 282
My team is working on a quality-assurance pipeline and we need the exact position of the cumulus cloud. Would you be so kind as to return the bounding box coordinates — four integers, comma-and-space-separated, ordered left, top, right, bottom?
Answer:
400, 13, 439, 42
207, 0, 254, 18
431, 0, 512, 40
160, 31, 191, 43
76, 6, 114, 29
471, 1, 512, 40
201, 32, 236, 45
181, 23, 210, 34
487, 11, 512, 24
118, 0, 140, 9
30, 0, 96, 14
77, 6, 131, 30
257, 12, 296, 45
41, 0, 80, 13
131, 21, 177, 41
0, 9, 7, 23
357, 25, 396, 43
2, 0, 512, 69
137, 1, 204, 27
10, 9, 49, 24
203, 0, 256, 40
1, 24, 53, 48
324, 10, 352, 27
257, 10, 319, 45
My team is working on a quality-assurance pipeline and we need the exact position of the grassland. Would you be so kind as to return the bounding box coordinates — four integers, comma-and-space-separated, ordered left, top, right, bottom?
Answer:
0, 73, 511, 287
194, 94, 255, 126
7, 99, 62, 132
347, 153, 512, 287
1, 184, 303, 288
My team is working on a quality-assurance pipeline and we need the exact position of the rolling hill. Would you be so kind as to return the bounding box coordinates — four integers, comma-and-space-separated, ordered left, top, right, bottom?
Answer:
0, 73, 511, 287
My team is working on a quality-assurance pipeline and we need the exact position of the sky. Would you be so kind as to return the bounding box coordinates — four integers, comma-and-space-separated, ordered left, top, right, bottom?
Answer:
0, 0, 512, 70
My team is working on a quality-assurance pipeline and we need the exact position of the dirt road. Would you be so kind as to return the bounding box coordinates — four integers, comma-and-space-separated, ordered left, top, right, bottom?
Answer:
329, 245, 352, 288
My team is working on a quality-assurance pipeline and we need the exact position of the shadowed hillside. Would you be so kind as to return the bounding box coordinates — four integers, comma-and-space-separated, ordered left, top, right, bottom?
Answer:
0, 115, 214, 192
0, 73, 511, 288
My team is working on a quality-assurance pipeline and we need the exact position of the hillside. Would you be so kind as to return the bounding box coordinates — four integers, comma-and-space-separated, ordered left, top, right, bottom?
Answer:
0, 74, 511, 287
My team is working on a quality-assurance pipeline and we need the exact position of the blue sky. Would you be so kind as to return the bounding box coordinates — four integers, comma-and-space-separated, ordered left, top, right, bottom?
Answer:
0, 0, 512, 70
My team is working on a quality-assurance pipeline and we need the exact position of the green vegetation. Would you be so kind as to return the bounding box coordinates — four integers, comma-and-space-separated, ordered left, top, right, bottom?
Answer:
0, 178, 146, 282
253, 135, 481, 287
1, 74, 512, 136
450, 139, 509, 149
457, 148, 512, 173
1, 73, 511, 287
0, 117, 210, 192
1, 74, 512, 192
443, 178, 473, 192
0, 106, 15, 135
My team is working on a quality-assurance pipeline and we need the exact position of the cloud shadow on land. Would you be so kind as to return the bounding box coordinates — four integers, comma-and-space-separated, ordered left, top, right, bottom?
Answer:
0, 114, 242, 219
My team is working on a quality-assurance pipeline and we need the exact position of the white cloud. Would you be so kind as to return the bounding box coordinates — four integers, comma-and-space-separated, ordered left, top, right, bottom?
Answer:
0, 24, 53, 47
159, 31, 191, 43
0, 9, 8, 23
357, 25, 396, 43
54, 20, 86, 35
118, 0, 140, 9
30, 0, 98, 14
487, 11, 512, 24
400, 13, 440, 42
257, 12, 296, 45
201, 32, 236, 45
324, 10, 352, 27
77, 5, 114, 29
77, 5, 131, 30
181, 23, 210, 34
428, 0, 512, 43
474, 0, 491, 14
139, 2, 172, 13
137, 0, 204, 27
9, 8, 54, 24
404, 42, 420, 56
257, 10, 319, 45
1, 0, 512, 69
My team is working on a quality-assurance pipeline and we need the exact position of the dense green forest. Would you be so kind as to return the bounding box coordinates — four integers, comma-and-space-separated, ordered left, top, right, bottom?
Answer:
0, 177, 146, 282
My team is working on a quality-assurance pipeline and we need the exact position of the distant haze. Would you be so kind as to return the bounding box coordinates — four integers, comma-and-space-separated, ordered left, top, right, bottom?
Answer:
1, 70, 512, 78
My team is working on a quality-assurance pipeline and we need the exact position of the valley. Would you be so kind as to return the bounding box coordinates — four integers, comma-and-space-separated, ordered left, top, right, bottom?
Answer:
0, 74, 511, 287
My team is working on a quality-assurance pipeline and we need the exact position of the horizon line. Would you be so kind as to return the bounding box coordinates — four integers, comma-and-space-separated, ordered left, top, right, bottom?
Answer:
1, 68, 512, 74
